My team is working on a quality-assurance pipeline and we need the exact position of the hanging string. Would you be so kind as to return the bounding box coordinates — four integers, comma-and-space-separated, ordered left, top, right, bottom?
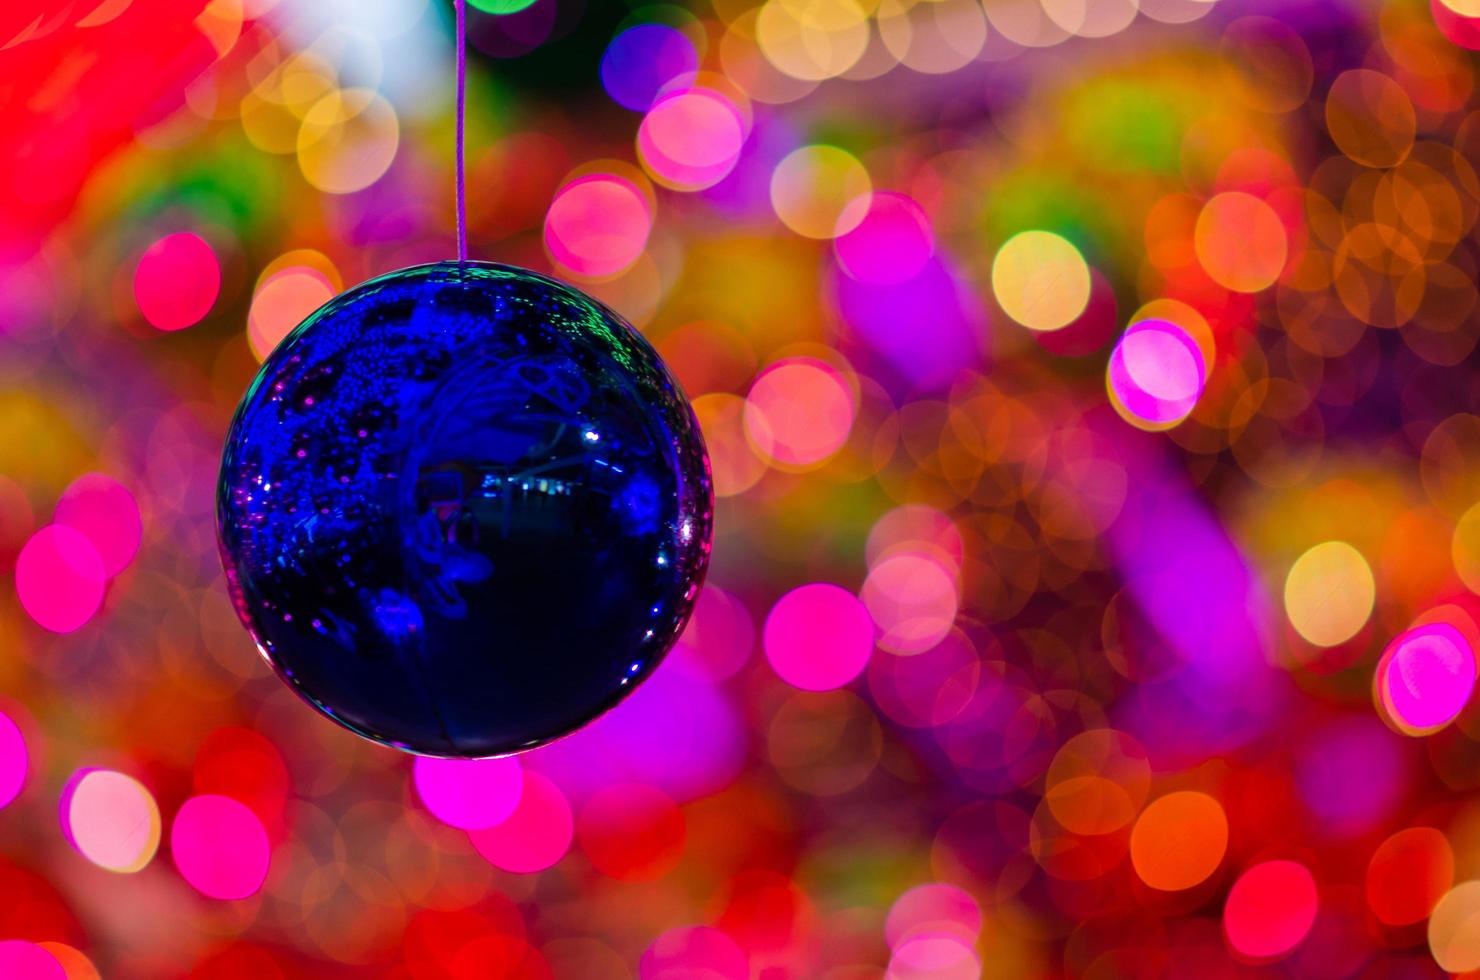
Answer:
454, 0, 468, 263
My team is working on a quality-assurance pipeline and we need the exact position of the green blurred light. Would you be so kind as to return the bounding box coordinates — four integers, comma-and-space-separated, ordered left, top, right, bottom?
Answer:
981, 171, 1100, 249
1064, 81, 1182, 174
468, 0, 540, 13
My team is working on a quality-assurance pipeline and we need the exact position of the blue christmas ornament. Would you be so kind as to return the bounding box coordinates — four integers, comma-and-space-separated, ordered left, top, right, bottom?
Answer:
217, 262, 712, 757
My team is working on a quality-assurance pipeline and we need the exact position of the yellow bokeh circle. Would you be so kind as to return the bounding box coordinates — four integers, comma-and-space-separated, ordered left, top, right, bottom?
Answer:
1283, 540, 1375, 647
297, 88, 400, 195
769, 145, 872, 239
991, 230, 1092, 332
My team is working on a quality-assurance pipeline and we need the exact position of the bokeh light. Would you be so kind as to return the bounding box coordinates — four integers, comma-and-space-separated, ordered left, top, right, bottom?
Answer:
53, 473, 141, 578
1430, 880, 1480, 973
1130, 791, 1229, 891
867, 505, 963, 572
831, 254, 982, 389
170, 794, 271, 900
247, 266, 338, 361
0, 711, 25, 810
1453, 501, 1480, 593
1036, 267, 1118, 357
1224, 860, 1318, 960
743, 356, 855, 469
879, 0, 988, 72
692, 393, 768, 496
755, 0, 869, 81
1283, 541, 1375, 647
991, 230, 1092, 332
296, 88, 399, 194
576, 782, 685, 881
1376, 622, 1477, 734
1432, 882, 1480, 977
886, 882, 981, 950
1325, 69, 1416, 168
764, 583, 874, 691
1194, 191, 1288, 292
15, 525, 105, 634
36, 944, 97, 980
868, 629, 979, 730
769, 144, 871, 239
132, 232, 220, 332
640, 925, 747, 980
638, 87, 746, 191
412, 755, 523, 830
833, 192, 934, 284
0, 942, 65, 980
467, 771, 572, 874
1045, 729, 1150, 836
1367, 827, 1453, 927
1220, 17, 1314, 113
191, 727, 289, 834
1107, 318, 1207, 429
862, 553, 958, 655
602, 24, 699, 111
544, 174, 652, 278
61, 769, 160, 873
530, 659, 745, 804
886, 933, 979, 979
669, 584, 754, 682
470, 0, 541, 12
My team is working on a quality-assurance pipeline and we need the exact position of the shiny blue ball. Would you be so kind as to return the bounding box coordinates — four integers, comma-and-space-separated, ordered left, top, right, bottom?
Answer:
217, 262, 713, 757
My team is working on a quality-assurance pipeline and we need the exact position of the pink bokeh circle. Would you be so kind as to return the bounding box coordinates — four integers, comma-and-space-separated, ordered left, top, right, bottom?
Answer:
171, 794, 271, 900
764, 583, 875, 691
15, 524, 106, 633
468, 771, 572, 874
53, 473, 141, 577
413, 755, 524, 831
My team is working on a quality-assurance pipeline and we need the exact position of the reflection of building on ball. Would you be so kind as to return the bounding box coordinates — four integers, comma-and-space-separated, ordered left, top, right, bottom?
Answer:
218, 262, 712, 757
401, 352, 665, 622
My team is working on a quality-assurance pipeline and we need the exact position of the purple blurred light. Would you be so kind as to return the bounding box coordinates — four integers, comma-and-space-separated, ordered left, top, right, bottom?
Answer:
413, 755, 524, 830
1296, 714, 1406, 838
830, 256, 986, 395
833, 192, 934, 285
702, 110, 798, 221
1100, 420, 1283, 762
601, 24, 699, 112
527, 661, 745, 804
